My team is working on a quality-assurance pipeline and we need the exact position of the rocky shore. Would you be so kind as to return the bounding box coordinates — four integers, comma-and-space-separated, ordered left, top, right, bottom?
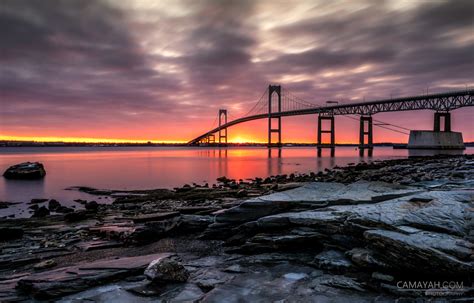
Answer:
0, 155, 472, 302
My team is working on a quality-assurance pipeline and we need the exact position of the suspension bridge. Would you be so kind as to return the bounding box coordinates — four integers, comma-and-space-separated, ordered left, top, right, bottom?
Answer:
188, 85, 473, 149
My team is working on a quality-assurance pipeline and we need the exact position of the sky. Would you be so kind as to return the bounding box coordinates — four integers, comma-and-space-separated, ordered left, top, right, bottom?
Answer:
1, 0, 473, 143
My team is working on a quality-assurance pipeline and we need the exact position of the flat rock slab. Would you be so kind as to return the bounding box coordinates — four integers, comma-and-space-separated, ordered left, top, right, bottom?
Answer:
248, 181, 418, 204
17, 253, 172, 299
74, 240, 123, 251
257, 189, 472, 237
128, 212, 180, 223
365, 229, 473, 276
215, 181, 419, 224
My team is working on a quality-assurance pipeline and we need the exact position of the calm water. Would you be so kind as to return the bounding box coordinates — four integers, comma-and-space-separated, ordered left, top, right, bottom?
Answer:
0, 146, 471, 217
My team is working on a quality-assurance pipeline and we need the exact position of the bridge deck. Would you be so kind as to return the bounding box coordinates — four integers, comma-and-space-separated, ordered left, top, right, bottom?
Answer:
188, 89, 473, 145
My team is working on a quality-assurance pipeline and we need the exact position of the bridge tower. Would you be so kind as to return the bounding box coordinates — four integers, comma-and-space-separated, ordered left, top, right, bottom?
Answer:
434, 112, 451, 131
268, 85, 282, 147
317, 113, 335, 151
359, 116, 373, 149
219, 109, 228, 145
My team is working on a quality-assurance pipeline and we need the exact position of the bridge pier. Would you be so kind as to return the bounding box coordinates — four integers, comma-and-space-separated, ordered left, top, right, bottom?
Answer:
219, 109, 228, 146
268, 85, 282, 147
408, 111, 464, 149
317, 114, 335, 150
208, 134, 215, 144
359, 116, 373, 149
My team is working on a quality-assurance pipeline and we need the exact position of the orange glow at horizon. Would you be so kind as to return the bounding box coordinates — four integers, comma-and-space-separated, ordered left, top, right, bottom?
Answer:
1, 109, 472, 144
0, 135, 185, 144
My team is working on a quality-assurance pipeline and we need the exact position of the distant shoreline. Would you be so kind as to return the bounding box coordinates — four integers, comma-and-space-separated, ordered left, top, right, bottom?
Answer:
1, 141, 474, 148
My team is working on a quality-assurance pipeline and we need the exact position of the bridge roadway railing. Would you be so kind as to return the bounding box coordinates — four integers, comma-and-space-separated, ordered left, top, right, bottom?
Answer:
188, 89, 473, 145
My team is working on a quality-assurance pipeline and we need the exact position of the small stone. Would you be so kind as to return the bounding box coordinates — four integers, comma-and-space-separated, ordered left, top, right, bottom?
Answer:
144, 256, 189, 282
33, 259, 57, 271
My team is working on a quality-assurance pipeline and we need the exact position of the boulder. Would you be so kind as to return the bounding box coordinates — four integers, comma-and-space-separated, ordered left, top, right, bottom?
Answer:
3, 162, 46, 179
144, 256, 189, 282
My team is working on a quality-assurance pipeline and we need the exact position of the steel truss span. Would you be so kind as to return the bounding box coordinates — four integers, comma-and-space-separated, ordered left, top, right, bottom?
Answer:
188, 88, 473, 145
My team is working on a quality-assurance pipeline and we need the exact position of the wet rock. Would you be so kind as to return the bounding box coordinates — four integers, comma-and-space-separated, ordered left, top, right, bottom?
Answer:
214, 181, 418, 226
0, 227, 24, 241
313, 250, 353, 273
55, 206, 74, 214
17, 253, 172, 299
64, 210, 88, 222
130, 211, 180, 223
346, 248, 391, 270
144, 256, 189, 282
0, 201, 19, 209
74, 240, 122, 251
365, 229, 473, 276
48, 199, 61, 211
236, 189, 248, 198
3, 162, 46, 179
176, 215, 213, 233
320, 276, 365, 292
30, 198, 48, 204
31, 206, 50, 218
408, 195, 433, 203
371, 272, 394, 282
84, 201, 99, 211
33, 260, 56, 271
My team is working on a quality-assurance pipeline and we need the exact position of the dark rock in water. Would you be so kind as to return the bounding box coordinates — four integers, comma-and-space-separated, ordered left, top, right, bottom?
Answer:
32, 206, 50, 218
84, 201, 99, 211
55, 206, 74, 214
30, 198, 48, 204
0, 227, 24, 241
48, 199, 61, 211
0, 201, 19, 209
144, 256, 189, 282
3, 162, 46, 179
64, 210, 88, 222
